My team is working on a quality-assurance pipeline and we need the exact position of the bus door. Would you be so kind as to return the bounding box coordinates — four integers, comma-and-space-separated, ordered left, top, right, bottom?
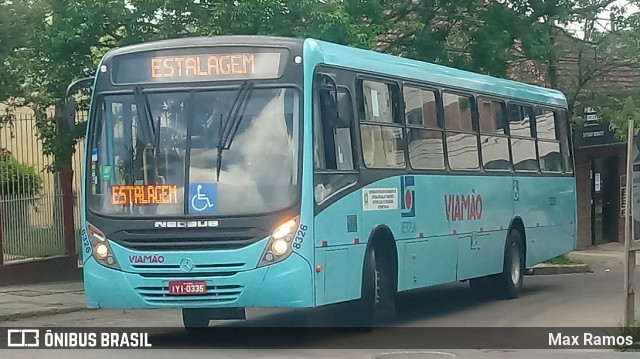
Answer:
312, 73, 361, 305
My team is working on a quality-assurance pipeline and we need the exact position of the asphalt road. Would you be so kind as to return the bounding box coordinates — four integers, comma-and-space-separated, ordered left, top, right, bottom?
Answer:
2, 270, 639, 358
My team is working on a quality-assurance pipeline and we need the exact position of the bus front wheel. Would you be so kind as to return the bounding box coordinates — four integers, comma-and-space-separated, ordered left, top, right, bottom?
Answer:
351, 245, 395, 329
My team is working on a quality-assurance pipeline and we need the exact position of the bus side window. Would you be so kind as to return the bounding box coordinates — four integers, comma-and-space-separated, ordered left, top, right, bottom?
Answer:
315, 88, 355, 171
509, 103, 538, 172
557, 109, 574, 174
313, 75, 358, 204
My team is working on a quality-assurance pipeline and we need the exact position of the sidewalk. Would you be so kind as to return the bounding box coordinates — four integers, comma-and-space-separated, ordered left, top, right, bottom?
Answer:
0, 281, 86, 322
567, 242, 640, 271
0, 243, 637, 322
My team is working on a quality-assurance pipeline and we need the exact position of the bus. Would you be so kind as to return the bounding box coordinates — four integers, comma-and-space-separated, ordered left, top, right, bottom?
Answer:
64, 35, 577, 329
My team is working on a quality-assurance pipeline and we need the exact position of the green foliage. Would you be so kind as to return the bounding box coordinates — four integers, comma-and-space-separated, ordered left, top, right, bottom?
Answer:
0, 151, 43, 199
2, 0, 640, 172
544, 255, 582, 265
598, 96, 640, 140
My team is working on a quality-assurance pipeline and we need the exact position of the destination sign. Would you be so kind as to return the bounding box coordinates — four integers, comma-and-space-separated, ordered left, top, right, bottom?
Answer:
151, 54, 257, 78
111, 48, 286, 84
111, 185, 179, 205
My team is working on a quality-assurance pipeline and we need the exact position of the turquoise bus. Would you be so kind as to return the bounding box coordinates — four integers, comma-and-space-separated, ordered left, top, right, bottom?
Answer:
64, 36, 576, 328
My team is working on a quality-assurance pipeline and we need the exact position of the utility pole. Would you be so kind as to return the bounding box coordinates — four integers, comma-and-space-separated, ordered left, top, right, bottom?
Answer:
624, 121, 638, 328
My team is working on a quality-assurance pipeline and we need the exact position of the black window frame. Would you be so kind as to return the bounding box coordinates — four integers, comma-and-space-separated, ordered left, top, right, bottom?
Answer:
533, 106, 563, 173
357, 76, 406, 169
557, 108, 574, 174
402, 84, 446, 171
507, 101, 539, 173
313, 74, 359, 173
477, 96, 512, 172
442, 90, 481, 172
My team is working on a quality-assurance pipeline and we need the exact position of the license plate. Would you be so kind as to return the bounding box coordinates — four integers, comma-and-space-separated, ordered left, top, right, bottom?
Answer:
168, 281, 207, 295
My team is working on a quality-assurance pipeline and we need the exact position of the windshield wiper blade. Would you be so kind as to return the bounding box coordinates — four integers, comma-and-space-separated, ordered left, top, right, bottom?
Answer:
215, 81, 254, 182
134, 86, 161, 185
133, 86, 156, 146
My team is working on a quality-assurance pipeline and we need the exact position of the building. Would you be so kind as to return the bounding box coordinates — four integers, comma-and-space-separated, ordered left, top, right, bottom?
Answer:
573, 111, 627, 249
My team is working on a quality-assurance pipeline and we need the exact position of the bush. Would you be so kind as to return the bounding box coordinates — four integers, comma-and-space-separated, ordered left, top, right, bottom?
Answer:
0, 148, 43, 200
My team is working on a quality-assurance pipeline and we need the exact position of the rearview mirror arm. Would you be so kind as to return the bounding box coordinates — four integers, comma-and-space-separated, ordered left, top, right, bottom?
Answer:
65, 77, 94, 98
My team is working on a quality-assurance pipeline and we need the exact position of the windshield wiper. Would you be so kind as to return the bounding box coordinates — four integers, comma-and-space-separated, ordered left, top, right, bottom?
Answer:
133, 86, 157, 146
133, 86, 160, 183
215, 81, 254, 182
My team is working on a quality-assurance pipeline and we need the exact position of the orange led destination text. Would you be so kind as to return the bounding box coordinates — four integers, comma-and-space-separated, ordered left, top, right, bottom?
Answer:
151, 54, 256, 79
112, 185, 179, 205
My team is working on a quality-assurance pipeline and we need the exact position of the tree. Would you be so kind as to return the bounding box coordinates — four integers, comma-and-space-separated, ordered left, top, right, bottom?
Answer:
374, 0, 640, 118
4, 0, 640, 171
499, 0, 640, 116
598, 96, 640, 140
0, 0, 390, 171
0, 0, 42, 127
123, 0, 386, 48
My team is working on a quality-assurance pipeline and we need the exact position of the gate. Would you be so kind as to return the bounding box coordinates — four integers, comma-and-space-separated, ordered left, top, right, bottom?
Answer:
0, 107, 83, 264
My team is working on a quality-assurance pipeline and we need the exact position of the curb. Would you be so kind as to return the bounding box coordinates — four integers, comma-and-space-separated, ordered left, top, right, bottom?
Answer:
528, 263, 592, 275
0, 306, 87, 322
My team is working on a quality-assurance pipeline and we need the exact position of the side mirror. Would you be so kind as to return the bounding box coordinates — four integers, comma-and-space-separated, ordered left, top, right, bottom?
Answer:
61, 76, 94, 133
62, 96, 77, 132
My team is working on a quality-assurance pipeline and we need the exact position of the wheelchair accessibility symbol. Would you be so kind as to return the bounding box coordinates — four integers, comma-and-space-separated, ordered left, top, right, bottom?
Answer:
188, 183, 218, 214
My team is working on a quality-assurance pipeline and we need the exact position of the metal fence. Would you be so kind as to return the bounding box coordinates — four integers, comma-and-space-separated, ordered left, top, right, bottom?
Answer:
0, 109, 84, 264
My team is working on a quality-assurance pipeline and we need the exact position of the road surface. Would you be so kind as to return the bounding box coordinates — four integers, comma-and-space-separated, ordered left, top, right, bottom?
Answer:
2, 270, 639, 358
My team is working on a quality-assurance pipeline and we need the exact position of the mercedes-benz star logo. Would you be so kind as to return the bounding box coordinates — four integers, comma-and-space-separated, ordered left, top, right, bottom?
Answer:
179, 258, 194, 272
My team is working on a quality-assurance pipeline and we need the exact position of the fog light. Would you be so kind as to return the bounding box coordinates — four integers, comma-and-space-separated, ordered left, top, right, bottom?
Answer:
271, 238, 289, 256
95, 243, 109, 259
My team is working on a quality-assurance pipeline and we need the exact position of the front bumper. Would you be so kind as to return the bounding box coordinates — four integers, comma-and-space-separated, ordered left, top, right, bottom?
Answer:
83, 248, 314, 309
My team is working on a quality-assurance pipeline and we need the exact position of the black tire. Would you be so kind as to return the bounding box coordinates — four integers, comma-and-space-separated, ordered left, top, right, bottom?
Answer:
469, 230, 525, 299
469, 276, 493, 298
349, 245, 396, 329
494, 230, 525, 299
182, 309, 210, 329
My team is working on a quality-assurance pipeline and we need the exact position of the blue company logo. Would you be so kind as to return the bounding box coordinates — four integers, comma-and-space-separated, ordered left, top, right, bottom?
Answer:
401, 176, 416, 218
188, 183, 218, 214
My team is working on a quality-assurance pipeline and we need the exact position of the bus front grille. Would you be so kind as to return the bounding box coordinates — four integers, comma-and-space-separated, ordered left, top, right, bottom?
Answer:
117, 237, 258, 251
109, 227, 269, 251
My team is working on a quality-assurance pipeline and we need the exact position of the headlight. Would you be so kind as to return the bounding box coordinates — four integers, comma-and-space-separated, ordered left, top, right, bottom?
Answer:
258, 216, 299, 267
87, 223, 120, 269
94, 243, 109, 259
271, 238, 289, 256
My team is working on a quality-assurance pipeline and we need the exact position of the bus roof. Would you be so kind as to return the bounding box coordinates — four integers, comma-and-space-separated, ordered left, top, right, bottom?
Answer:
99, 35, 566, 107
304, 38, 568, 108
102, 35, 304, 59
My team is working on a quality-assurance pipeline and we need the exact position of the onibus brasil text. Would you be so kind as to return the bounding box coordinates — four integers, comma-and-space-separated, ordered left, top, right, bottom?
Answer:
7, 329, 151, 348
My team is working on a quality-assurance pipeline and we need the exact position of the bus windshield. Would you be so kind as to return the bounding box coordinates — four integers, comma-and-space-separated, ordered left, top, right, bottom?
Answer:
87, 87, 300, 217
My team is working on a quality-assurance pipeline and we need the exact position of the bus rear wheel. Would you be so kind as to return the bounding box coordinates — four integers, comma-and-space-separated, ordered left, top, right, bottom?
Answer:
182, 309, 210, 329
495, 229, 525, 299
469, 230, 524, 299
